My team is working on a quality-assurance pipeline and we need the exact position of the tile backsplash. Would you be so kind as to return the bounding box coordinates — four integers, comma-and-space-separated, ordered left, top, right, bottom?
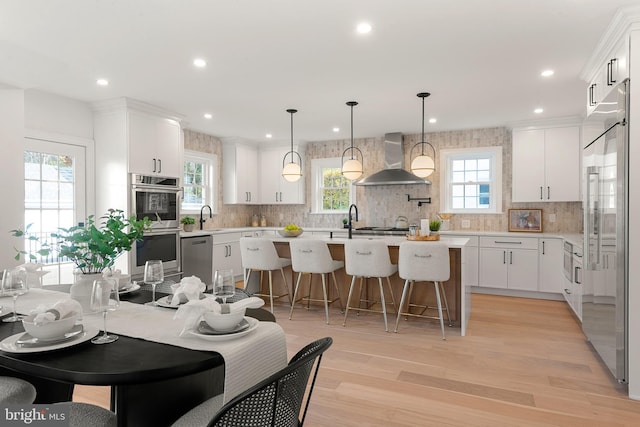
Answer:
183, 127, 583, 233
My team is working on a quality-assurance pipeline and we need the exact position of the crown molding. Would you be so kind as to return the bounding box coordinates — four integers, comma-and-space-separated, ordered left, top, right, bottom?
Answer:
509, 115, 584, 131
91, 97, 184, 122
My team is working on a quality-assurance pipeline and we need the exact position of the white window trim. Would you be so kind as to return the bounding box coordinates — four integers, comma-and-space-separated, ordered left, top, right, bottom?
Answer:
310, 157, 356, 214
182, 150, 217, 215
440, 146, 502, 214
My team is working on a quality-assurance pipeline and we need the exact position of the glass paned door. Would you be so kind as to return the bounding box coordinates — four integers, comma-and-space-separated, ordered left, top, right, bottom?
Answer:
23, 138, 86, 285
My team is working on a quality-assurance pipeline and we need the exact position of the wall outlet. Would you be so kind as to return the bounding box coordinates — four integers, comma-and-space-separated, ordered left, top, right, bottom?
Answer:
549, 213, 556, 223
461, 220, 471, 229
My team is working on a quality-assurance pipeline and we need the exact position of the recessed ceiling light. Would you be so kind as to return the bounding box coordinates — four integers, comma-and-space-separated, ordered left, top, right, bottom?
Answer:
204, 113, 212, 119
356, 23, 372, 34
265, 134, 273, 139
428, 118, 437, 124
193, 58, 207, 68
534, 108, 544, 114
96, 79, 109, 86
541, 70, 554, 77
332, 127, 340, 132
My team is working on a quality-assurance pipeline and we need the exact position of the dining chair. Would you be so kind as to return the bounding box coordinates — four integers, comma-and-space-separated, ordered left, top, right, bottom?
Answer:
288, 239, 344, 324
171, 337, 333, 427
239, 237, 292, 312
343, 239, 398, 331
52, 402, 117, 427
0, 376, 36, 404
394, 241, 452, 339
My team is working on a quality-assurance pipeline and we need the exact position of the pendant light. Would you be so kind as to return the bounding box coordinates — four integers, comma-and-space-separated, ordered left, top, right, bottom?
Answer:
410, 92, 436, 178
341, 101, 364, 181
282, 108, 302, 182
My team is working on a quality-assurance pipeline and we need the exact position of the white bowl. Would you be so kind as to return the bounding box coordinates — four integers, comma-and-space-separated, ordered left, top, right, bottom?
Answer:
202, 308, 246, 332
278, 229, 303, 238
22, 314, 79, 340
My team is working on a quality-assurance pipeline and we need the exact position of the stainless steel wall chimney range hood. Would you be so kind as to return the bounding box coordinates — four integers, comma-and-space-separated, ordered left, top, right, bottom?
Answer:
354, 133, 431, 186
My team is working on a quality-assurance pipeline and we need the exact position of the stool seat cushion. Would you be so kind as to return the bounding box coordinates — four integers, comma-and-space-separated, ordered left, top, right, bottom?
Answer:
240, 238, 290, 271
289, 239, 344, 274
398, 242, 450, 282
345, 239, 397, 278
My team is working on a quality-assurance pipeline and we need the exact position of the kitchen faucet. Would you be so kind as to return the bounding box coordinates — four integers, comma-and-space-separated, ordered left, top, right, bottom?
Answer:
199, 205, 212, 230
348, 204, 358, 239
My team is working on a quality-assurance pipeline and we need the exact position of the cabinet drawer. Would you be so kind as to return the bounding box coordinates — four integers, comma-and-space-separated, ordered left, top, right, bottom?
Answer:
212, 232, 242, 244
480, 236, 538, 250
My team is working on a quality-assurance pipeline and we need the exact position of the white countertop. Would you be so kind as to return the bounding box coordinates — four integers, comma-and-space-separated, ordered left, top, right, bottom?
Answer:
269, 234, 471, 248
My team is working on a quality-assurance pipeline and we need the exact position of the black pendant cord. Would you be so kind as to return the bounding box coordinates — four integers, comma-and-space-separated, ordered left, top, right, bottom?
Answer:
347, 101, 358, 160
286, 109, 297, 162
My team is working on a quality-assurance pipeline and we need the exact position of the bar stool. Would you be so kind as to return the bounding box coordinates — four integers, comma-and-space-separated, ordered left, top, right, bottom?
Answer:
239, 237, 292, 312
288, 239, 344, 324
343, 239, 397, 331
0, 376, 36, 404
394, 241, 452, 340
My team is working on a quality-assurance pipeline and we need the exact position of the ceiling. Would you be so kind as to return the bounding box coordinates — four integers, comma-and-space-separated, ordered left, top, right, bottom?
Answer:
0, 0, 637, 145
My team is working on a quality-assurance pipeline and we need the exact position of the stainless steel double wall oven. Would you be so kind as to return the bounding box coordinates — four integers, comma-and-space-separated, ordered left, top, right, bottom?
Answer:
129, 174, 182, 279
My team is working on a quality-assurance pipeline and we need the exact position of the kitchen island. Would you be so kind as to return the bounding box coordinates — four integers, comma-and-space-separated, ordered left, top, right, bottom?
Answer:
266, 235, 471, 336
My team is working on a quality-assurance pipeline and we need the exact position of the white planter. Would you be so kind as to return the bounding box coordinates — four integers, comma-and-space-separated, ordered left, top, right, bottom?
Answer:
70, 273, 103, 313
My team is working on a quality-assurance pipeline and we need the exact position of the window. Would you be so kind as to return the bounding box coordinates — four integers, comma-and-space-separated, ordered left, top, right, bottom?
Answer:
22, 138, 87, 285
440, 147, 502, 213
311, 157, 355, 214
182, 150, 216, 214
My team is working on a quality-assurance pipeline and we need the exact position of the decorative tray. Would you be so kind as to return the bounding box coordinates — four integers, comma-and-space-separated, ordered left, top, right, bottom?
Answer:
406, 234, 440, 241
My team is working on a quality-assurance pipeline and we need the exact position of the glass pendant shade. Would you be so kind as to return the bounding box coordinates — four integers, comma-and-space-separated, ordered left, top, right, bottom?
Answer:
282, 161, 302, 182
282, 108, 302, 182
410, 154, 435, 178
342, 158, 363, 181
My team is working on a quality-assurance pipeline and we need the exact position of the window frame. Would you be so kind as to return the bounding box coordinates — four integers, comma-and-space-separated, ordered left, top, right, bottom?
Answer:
310, 157, 356, 214
181, 150, 217, 215
440, 147, 502, 214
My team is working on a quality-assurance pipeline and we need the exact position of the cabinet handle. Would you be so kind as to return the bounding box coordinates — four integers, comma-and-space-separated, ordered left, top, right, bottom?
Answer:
575, 266, 582, 284
540, 186, 543, 200
503, 251, 506, 264
509, 251, 513, 265
494, 241, 522, 244
547, 186, 550, 200
542, 241, 545, 255
153, 158, 157, 173
589, 84, 597, 106
279, 192, 283, 202
228, 244, 232, 257
158, 158, 162, 173
610, 58, 617, 84
275, 192, 278, 202
564, 288, 572, 295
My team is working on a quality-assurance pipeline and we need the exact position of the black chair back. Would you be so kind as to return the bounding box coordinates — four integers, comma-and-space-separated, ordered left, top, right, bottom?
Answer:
209, 337, 333, 427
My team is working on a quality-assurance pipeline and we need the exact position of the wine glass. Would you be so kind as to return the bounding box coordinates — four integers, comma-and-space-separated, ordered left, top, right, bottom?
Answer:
90, 278, 120, 344
214, 269, 235, 305
2, 268, 28, 323
144, 260, 164, 306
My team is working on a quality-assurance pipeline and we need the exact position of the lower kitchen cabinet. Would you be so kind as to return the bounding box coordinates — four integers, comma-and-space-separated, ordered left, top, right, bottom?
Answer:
479, 237, 539, 291
538, 238, 563, 293
212, 233, 243, 283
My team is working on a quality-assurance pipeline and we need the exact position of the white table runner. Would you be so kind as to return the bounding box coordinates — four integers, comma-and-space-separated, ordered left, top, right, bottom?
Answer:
4, 289, 288, 404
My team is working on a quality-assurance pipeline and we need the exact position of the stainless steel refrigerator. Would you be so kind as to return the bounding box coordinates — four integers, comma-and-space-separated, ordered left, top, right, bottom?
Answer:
582, 78, 629, 384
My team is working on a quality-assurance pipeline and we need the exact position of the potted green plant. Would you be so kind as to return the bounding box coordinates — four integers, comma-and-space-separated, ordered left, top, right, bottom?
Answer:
342, 218, 349, 228
429, 219, 442, 235
11, 209, 150, 311
181, 216, 196, 232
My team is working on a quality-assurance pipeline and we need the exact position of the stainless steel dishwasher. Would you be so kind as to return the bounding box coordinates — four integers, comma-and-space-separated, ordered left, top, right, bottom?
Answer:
181, 235, 213, 289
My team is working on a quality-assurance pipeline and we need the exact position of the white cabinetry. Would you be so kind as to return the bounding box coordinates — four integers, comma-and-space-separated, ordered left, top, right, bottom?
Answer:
212, 232, 243, 283
512, 126, 580, 202
479, 237, 538, 291
586, 38, 629, 115
259, 147, 305, 204
222, 142, 259, 204
538, 238, 563, 293
447, 234, 479, 287
128, 109, 182, 177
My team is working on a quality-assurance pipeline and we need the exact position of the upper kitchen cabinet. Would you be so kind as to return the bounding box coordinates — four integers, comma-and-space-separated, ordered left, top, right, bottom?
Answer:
512, 126, 580, 202
128, 110, 182, 177
259, 147, 305, 204
92, 98, 183, 179
222, 141, 259, 204
586, 37, 629, 115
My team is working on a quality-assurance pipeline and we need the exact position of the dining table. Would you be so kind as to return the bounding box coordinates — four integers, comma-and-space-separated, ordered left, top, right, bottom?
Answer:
0, 284, 287, 427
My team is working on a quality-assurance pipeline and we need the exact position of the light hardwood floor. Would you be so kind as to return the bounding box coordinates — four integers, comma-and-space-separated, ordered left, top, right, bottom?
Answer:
75, 294, 640, 426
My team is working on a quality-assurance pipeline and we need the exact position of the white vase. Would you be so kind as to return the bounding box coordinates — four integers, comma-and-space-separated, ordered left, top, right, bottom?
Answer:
70, 273, 103, 313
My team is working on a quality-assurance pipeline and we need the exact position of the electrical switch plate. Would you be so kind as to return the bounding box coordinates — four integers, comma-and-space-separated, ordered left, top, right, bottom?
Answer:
549, 213, 556, 223
461, 220, 471, 228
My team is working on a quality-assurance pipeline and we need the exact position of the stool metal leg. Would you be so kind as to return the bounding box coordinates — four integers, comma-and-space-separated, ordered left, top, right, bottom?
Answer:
267, 270, 274, 313
331, 271, 344, 312
342, 275, 357, 326
280, 268, 292, 305
439, 282, 452, 326
289, 272, 303, 320
394, 279, 411, 333
378, 277, 388, 332
321, 273, 330, 324
386, 276, 397, 314
433, 281, 446, 340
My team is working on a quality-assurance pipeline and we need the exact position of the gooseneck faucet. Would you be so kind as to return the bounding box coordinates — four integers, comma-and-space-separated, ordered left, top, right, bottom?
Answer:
200, 205, 212, 230
348, 204, 359, 239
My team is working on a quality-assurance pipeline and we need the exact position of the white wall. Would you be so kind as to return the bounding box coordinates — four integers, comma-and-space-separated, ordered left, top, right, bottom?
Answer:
24, 90, 93, 139
0, 90, 25, 268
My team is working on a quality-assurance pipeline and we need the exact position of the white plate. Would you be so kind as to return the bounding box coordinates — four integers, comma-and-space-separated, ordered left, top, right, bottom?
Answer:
118, 283, 141, 295
0, 326, 100, 353
189, 317, 259, 342
155, 294, 210, 309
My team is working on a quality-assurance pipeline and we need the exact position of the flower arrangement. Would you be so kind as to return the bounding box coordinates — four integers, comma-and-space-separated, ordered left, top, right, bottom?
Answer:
11, 209, 151, 274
